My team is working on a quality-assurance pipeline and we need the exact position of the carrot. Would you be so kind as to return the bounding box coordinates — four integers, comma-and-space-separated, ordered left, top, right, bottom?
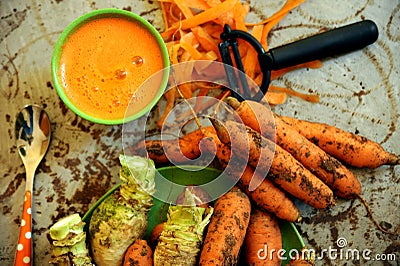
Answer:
149, 223, 164, 248
225, 97, 276, 139
200, 134, 300, 222
227, 97, 361, 199
123, 239, 153, 266
279, 116, 400, 168
212, 119, 335, 209
237, 167, 300, 222
133, 126, 215, 163
231, 165, 300, 222
243, 208, 282, 266
274, 115, 361, 198
199, 187, 251, 266
134, 138, 198, 164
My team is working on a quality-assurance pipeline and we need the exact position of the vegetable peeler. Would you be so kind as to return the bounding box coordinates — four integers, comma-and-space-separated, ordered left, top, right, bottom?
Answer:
218, 20, 379, 101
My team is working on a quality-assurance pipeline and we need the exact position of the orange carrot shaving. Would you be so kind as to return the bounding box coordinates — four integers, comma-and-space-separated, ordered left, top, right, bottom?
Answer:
265, 91, 287, 105
269, 85, 320, 103
243, 25, 264, 80
191, 26, 220, 55
160, 2, 170, 29
270, 60, 323, 80
245, 0, 306, 27
173, 0, 194, 18
163, 0, 237, 35
232, 1, 250, 31
260, 14, 286, 50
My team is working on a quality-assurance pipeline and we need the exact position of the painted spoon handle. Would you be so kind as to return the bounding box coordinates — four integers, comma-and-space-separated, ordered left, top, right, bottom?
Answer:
14, 191, 32, 266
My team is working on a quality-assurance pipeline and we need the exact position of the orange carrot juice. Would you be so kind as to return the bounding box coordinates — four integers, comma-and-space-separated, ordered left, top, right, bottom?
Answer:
59, 16, 166, 121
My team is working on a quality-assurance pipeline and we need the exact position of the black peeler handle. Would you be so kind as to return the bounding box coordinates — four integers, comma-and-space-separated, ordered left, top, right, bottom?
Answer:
219, 20, 379, 101
262, 20, 379, 71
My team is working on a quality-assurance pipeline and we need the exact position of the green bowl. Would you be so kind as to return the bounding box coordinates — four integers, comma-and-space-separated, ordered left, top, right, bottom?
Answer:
82, 166, 305, 265
51, 8, 170, 125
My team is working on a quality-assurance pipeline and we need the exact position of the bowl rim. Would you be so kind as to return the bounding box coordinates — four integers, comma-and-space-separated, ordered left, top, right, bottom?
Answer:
51, 8, 170, 125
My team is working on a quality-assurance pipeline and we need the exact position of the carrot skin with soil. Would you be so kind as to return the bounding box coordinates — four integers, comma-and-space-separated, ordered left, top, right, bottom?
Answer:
149, 223, 164, 249
231, 164, 300, 222
213, 120, 335, 209
199, 187, 251, 266
213, 140, 300, 222
273, 115, 361, 198
280, 116, 400, 168
123, 239, 153, 266
227, 97, 361, 199
134, 126, 215, 163
200, 130, 300, 222
244, 208, 282, 266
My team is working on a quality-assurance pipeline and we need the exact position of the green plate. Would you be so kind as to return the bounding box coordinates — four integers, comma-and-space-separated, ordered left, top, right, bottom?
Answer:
82, 165, 305, 265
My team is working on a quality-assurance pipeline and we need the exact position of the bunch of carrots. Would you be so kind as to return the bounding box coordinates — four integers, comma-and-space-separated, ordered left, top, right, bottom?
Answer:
124, 186, 313, 265
132, 97, 399, 264
139, 99, 399, 221
124, 0, 399, 264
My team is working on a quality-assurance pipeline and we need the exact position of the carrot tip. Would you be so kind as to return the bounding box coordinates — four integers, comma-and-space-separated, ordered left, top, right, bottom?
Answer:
209, 117, 230, 144
357, 194, 399, 235
390, 153, 400, 165
225, 97, 240, 110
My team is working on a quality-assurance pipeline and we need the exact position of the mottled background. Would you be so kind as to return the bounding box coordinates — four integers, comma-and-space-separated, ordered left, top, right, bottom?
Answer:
0, 0, 399, 265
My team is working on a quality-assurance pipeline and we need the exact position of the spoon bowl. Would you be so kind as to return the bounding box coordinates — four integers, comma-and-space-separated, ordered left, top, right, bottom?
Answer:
14, 105, 51, 265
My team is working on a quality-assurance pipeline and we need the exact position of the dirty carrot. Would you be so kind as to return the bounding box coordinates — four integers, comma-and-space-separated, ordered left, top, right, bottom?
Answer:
237, 167, 300, 222
149, 223, 164, 249
212, 119, 335, 209
199, 187, 251, 266
134, 126, 215, 163
227, 97, 362, 199
200, 134, 300, 222
279, 116, 400, 168
243, 208, 282, 266
225, 97, 276, 139
275, 115, 361, 198
123, 239, 153, 266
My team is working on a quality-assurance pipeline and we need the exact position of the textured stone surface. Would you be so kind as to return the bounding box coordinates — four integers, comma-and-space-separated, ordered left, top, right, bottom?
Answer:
0, 0, 398, 265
